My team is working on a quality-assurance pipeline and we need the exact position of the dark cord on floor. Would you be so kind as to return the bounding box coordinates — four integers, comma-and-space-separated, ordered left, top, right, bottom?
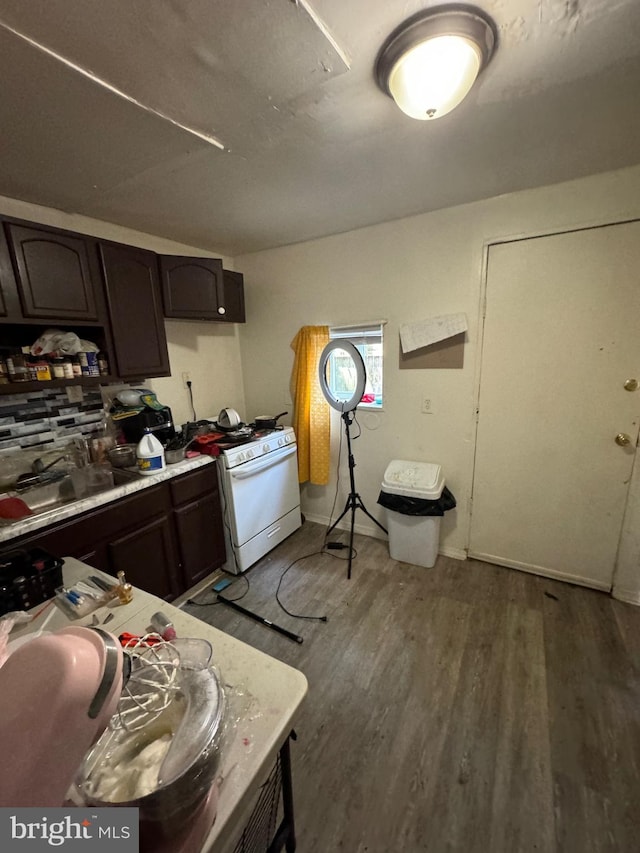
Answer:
274, 543, 358, 622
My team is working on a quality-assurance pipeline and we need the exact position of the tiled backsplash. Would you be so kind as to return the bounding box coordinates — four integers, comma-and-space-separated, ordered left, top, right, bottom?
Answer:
0, 386, 106, 453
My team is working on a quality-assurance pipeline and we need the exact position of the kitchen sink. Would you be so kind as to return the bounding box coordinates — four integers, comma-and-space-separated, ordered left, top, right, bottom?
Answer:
15, 464, 133, 519
1, 466, 145, 527
19, 475, 77, 515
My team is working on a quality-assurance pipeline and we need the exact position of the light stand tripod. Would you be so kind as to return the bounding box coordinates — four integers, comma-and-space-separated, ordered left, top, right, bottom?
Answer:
326, 410, 388, 579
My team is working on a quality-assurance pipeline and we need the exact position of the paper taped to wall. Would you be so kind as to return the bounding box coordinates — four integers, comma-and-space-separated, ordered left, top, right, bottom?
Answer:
400, 313, 468, 353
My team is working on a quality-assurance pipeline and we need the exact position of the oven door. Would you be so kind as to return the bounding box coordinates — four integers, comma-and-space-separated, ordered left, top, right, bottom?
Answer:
225, 444, 300, 546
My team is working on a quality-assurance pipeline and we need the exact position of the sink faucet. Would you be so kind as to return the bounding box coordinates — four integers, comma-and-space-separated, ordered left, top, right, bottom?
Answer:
32, 455, 67, 474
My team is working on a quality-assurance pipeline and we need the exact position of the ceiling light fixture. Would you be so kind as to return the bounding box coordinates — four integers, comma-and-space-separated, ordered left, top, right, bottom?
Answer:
375, 4, 497, 121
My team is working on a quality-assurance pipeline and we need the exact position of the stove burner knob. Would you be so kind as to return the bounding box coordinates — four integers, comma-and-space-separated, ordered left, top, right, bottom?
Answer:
278, 437, 284, 446
285, 435, 292, 443
263, 444, 270, 453
237, 452, 245, 462
246, 450, 253, 459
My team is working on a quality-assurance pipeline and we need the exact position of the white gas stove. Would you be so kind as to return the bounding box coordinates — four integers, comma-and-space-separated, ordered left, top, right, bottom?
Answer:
215, 426, 301, 573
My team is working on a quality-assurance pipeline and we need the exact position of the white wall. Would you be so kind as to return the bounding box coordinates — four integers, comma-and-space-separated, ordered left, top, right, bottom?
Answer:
236, 165, 640, 598
0, 195, 245, 426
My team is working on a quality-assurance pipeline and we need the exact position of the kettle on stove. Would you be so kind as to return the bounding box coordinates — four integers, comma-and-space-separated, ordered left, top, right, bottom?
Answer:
216, 407, 242, 430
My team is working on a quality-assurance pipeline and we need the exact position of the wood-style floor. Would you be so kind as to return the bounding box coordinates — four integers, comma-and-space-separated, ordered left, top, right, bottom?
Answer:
183, 520, 640, 853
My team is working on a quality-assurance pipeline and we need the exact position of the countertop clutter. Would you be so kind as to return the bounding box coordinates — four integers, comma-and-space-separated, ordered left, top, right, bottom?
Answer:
4, 557, 308, 853
0, 454, 216, 544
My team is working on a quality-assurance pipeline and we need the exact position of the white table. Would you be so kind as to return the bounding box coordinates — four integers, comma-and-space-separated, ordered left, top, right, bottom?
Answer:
8, 557, 308, 853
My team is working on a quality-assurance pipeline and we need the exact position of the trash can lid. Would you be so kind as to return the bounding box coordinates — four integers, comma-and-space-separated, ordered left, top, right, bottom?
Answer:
381, 459, 444, 499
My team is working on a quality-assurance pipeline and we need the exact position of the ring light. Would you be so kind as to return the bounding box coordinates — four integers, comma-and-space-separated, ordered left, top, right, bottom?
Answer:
318, 340, 367, 413
317, 338, 388, 578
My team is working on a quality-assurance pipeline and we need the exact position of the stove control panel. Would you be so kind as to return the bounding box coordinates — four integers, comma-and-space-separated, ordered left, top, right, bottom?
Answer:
221, 426, 296, 468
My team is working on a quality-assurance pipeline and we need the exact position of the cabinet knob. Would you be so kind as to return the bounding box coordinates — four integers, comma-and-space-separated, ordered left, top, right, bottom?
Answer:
218, 306, 226, 315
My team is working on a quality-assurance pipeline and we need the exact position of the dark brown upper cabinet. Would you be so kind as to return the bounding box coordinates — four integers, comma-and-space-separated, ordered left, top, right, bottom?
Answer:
222, 269, 246, 323
6, 223, 100, 321
160, 256, 245, 322
99, 242, 170, 379
0, 226, 18, 319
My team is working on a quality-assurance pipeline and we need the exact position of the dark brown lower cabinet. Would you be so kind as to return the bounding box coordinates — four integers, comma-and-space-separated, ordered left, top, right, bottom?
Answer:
4, 466, 225, 600
169, 464, 226, 588
173, 493, 226, 587
108, 516, 178, 602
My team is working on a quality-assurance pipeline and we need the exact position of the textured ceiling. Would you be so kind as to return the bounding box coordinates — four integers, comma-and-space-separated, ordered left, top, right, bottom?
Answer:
0, 0, 639, 254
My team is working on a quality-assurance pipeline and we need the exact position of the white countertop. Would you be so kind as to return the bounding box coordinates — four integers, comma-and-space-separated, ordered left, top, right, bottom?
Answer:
8, 557, 308, 853
0, 455, 217, 544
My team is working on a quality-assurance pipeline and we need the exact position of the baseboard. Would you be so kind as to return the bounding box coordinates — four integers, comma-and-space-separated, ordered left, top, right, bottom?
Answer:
303, 511, 387, 541
467, 550, 611, 591
611, 587, 640, 607
440, 545, 467, 561
303, 512, 466, 560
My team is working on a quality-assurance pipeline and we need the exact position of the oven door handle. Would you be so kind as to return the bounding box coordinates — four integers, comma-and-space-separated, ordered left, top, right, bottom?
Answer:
230, 444, 297, 479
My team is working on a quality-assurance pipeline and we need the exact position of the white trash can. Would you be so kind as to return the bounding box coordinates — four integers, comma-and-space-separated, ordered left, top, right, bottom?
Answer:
379, 460, 446, 568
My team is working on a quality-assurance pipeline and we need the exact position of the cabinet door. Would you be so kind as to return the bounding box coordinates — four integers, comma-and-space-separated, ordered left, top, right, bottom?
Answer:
173, 492, 226, 587
160, 256, 225, 320
108, 515, 179, 601
221, 270, 245, 323
6, 223, 99, 320
0, 225, 20, 318
99, 243, 170, 379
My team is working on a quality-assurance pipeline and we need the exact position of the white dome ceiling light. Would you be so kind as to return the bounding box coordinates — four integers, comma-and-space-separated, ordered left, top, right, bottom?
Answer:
375, 5, 497, 121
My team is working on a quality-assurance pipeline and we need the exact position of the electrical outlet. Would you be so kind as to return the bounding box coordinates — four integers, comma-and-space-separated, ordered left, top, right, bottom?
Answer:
421, 396, 433, 414
182, 371, 191, 388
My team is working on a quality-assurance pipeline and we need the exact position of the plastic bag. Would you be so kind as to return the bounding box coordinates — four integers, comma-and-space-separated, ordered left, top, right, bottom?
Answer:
377, 485, 457, 517
31, 328, 99, 356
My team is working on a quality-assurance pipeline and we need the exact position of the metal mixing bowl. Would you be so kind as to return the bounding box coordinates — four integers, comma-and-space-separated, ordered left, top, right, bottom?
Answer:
107, 444, 137, 468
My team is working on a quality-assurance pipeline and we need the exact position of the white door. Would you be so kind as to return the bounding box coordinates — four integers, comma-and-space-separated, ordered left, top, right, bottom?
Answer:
469, 221, 640, 589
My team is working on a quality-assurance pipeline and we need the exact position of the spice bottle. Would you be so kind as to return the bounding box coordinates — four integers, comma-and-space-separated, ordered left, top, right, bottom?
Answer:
52, 357, 66, 379
62, 357, 74, 379
70, 355, 82, 377
97, 351, 109, 376
34, 358, 52, 381
7, 352, 28, 382
26, 356, 38, 381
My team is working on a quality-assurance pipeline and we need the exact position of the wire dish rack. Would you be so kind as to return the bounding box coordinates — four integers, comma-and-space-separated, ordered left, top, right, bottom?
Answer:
232, 734, 297, 853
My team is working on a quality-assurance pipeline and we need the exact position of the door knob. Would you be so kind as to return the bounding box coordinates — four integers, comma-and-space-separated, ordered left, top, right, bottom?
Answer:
615, 433, 632, 446
624, 379, 638, 392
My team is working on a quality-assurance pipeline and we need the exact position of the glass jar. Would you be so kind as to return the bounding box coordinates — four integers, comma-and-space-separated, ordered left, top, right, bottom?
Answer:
62, 357, 75, 380
34, 358, 52, 381
0, 358, 9, 385
7, 351, 28, 382
52, 357, 66, 379
70, 355, 82, 377
26, 356, 38, 381
97, 351, 109, 376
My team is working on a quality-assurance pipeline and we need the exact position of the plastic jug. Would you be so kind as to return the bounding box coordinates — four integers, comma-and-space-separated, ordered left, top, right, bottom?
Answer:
136, 433, 166, 475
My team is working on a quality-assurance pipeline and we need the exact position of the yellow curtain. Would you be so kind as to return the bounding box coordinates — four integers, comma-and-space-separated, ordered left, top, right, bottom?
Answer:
290, 325, 330, 485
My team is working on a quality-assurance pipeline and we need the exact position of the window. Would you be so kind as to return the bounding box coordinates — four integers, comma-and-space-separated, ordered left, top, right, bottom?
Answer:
328, 323, 384, 409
